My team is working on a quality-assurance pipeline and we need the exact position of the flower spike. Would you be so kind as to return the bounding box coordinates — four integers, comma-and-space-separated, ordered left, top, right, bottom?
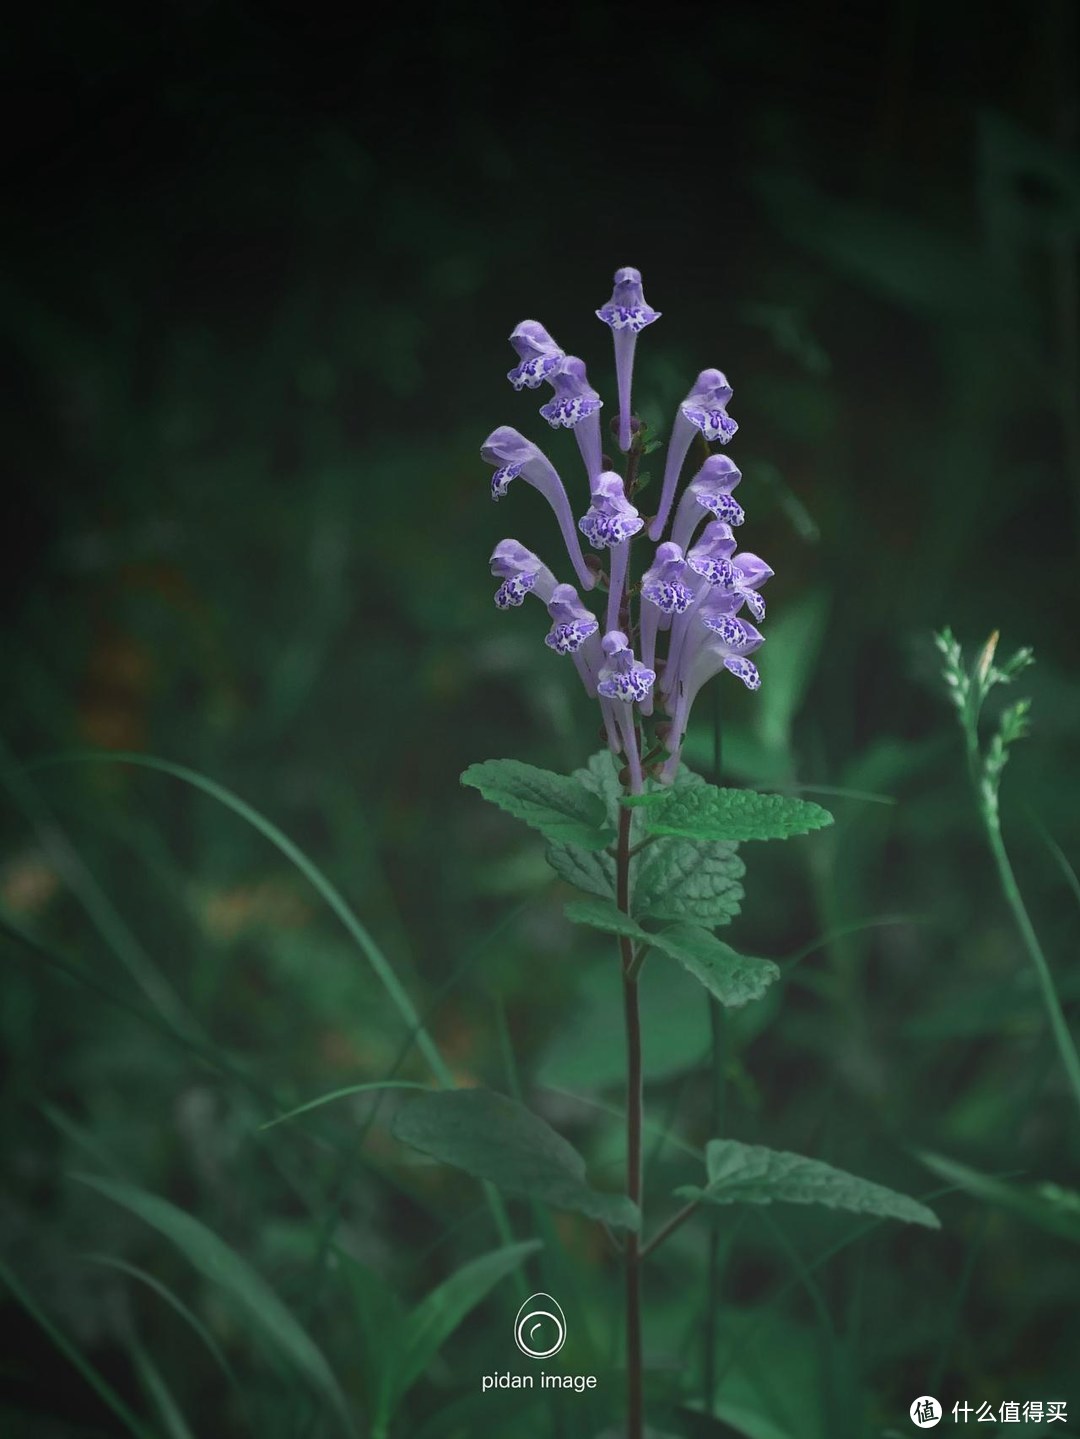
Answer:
507, 320, 565, 391
482, 425, 595, 591
596, 266, 661, 453
649, 369, 739, 542
539, 355, 604, 480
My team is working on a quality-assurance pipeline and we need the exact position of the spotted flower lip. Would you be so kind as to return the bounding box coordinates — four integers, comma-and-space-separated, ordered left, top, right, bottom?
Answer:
507, 320, 565, 391
649, 369, 739, 542
670, 455, 745, 552
544, 583, 600, 655
490, 538, 557, 609
578, 471, 644, 550
686, 520, 738, 587
539, 356, 603, 429
640, 542, 694, 615
482, 425, 595, 591
597, 631, 656, 703
596, 267, 660, 456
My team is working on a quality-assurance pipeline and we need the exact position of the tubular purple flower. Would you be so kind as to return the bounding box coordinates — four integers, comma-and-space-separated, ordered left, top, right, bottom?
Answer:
723, 551, 774, 624
598, 631, 653, 792
670, 455, 745, 553
595, 266, 661, 453
539, 356, 604, 481
489, 539, 558, 609
638, 542, 694, 716
482, 425, 595, 592
578, 471, 644, 634
662, 521, 738, 695
660, 620, 765, 782
648, 369, 740, 543
507, 320, 565, 390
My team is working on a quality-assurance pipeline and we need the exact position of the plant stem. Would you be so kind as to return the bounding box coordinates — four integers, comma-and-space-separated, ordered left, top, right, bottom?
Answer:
984, 815, 1080, 1119
617, 799, 644, 1439
703, 999, 726, 1414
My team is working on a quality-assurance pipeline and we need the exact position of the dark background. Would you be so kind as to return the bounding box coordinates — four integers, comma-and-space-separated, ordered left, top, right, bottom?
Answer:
2, 3, 1078, 1437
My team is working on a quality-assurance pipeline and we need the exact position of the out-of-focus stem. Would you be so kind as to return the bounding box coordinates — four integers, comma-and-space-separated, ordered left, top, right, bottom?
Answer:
617, 789, 644, 1439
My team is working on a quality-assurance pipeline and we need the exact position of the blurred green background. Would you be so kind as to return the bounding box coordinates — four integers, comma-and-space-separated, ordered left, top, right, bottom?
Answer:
2, 3, 1079, 1436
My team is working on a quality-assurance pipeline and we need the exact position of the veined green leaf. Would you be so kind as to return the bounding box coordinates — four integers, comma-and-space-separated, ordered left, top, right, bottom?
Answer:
75, 1174, 355, 1434
563, 896, 647, 940
648, 926, 780, 1008
634, 784, 833, 843
676, 1140, 939, 1229
393, 1089, 638, 1230
462, 758, 615, 849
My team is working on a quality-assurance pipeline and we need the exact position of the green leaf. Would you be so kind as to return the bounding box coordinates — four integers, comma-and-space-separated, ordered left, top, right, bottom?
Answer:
75, 1174, 355, 1435
461, 759, 615, 849
636, 784, 833, 843
648, 926, 780, 1008
632, 831, 744, 925
544, 750, 624, 899
563, 896, 646, 940
676, 1141, 939, 1229
392, 1089, 639, 1230
378, 1241, 541, 1425
917, 1151, 1080, 1244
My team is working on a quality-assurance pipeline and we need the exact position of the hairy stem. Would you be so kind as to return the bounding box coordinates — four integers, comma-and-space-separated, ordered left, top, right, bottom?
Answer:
617, 798, 644, 1439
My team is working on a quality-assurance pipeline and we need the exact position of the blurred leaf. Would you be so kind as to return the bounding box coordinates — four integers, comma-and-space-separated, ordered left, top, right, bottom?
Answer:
917, 1151, 1080, 1244
461, 758, 615, 849
376, 1241, 541, 1427
630, 784, 833, 843
752, 591, 830, 764
677, 1141, 940, 1229
128, 1335, 196, 1439
392, 1089, 639, 1230
260, 1080, 432, 1130
75, 1174, 356, 1435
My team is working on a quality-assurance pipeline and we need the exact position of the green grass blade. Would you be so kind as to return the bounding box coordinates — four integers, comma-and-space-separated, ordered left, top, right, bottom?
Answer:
82, 1253, 242, 1392
75, 1172, 356, 1436
128, 1336, 197, 1439
0, 1255, 156, 1439
24, 750, 453, 1086
259, 1081, 432, 1130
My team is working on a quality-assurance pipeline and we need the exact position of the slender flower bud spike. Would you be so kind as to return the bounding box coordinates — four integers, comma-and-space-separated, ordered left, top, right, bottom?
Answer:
539, 356, 604, 480
482, 425, 595, 591
596, 266, 661, 453
489, 539, 558, 609
670, 455, 744, 553
507, 320, 565, 390
649, 369, 739, 542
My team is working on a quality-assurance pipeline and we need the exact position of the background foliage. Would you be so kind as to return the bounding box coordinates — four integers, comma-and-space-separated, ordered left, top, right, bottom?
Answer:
2, 2, 1078, 1435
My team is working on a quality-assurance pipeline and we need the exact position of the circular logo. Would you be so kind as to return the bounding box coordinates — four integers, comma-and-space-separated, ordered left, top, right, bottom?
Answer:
514, 1292, 566, 1359
910, 1396, 942, 1428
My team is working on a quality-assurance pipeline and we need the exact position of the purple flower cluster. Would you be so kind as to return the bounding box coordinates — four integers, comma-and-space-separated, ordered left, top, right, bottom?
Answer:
484, 268, 772, 791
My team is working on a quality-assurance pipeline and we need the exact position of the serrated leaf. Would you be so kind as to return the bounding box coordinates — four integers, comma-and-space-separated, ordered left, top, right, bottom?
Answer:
648, 926, 780, 1008
393, 1089, 639, 1230
564, 897, 647, 940
544, 750, 625, 899
461, 759, 615, 849
632, 833, 745, 924
641, 785, 833, 843
675, 1141, 939, 1229
378, 1241, 541, 1424
75, 1174, 355, 1434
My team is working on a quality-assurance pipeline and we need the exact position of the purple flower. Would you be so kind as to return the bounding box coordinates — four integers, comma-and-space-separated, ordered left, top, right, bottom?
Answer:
539, 355, 604, 480
507, 321, 565, 391
596, 266, 661, 453
640, 542, 695, 616
577, 471, 644, 550
544, 584, 600, 655
659, 621, 765, 782
578, 471, 643, 633
670, 455, 744, 553
597, 631, 655, 703
649, 370, 740, 543
490, 539, 557, 609
686, 520, 738, 588
482, 425, 595, 592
